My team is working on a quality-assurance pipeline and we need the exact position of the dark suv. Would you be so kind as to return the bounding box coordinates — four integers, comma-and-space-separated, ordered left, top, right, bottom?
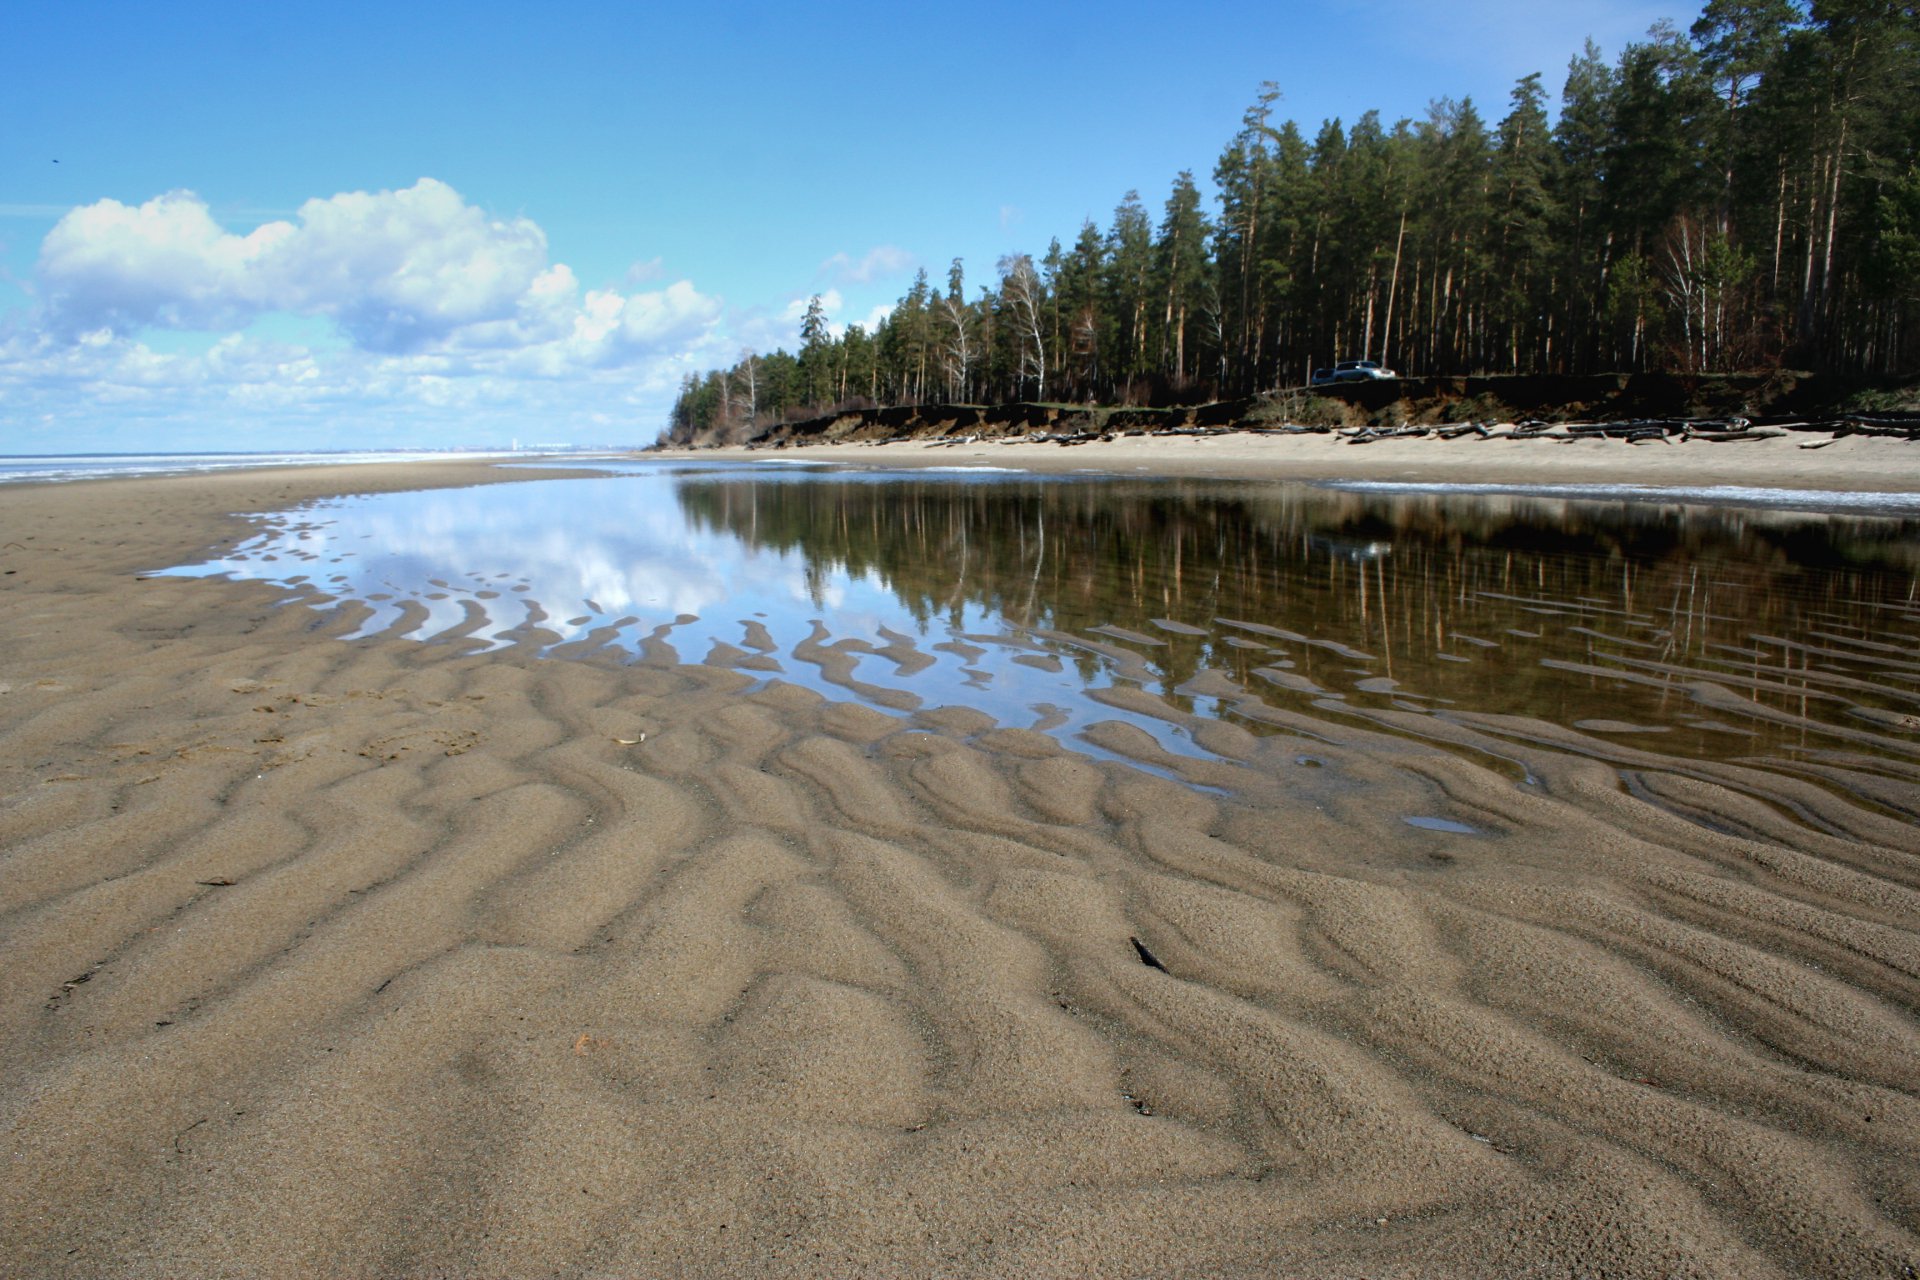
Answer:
1310, 359, 1397, 386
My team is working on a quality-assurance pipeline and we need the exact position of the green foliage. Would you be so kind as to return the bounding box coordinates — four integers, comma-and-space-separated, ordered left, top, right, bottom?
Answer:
1874, 165, 1920, 298
667, 9, 1918, 440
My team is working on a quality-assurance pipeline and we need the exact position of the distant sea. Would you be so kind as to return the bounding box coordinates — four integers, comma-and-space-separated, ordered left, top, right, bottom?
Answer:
0, 450, 528, 486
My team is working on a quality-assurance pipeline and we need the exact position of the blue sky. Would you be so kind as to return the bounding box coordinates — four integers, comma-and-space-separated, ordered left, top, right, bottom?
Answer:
2, 0, 1680, 453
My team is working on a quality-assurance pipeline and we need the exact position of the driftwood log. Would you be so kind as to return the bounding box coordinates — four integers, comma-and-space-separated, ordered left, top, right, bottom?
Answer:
750, 409, 1920, 451
1221, 412, 1919, 449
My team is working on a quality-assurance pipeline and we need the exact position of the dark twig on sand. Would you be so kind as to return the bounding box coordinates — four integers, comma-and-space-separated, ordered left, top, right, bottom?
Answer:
1130, 936, 1170, 974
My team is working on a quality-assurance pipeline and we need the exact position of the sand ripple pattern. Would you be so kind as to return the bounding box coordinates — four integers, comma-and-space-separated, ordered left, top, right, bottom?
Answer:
2, 472, 1918, 1278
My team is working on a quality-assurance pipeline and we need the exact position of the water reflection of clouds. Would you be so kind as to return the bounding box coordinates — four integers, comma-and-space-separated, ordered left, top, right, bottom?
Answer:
171, 477, 844, 649
197, 483, 919, 662
162, 460, 1920, 780
162, 468, 1170, 754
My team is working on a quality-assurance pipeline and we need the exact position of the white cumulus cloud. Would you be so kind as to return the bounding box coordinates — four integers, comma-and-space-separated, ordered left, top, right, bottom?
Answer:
7, 178, 738, 445
38, 180, 563, 353
275, 179, 552, 352
818, 245, 914, 285
33, 178, 722, 363
37, 190, 292, 335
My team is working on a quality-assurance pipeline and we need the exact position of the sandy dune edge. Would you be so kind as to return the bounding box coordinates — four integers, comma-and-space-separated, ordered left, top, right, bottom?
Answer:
1, 460, 1916, 1278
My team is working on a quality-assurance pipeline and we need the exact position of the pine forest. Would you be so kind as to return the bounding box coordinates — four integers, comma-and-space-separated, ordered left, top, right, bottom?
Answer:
667, 2, 1919, 444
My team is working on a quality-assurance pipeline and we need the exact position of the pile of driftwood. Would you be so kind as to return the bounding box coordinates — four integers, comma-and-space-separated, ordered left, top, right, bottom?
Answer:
1126, 412, 1920, 449
930, 430, 1111, 447
1328, 418, 1782, 445
799, 411, 1920, 450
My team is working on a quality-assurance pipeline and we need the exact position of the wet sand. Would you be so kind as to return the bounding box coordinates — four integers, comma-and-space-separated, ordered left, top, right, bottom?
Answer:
2, 451, 1918, 1278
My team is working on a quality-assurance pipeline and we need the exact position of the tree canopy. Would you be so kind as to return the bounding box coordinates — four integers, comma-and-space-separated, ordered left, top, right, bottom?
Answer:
670, 3, 1918, 444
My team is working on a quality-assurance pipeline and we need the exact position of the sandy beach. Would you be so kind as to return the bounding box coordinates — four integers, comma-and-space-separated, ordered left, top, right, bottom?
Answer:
3, 442, 1919, 1278
696, 426, 1920, 491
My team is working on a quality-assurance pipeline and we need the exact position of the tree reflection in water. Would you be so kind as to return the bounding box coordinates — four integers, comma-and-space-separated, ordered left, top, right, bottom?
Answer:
674, 470, 1920, 801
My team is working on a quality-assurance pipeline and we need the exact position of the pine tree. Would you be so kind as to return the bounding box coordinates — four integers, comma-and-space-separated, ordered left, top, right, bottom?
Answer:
1059, 221, 1105, 399
1553, 40, 1621, 372
1155, 171, 1212, 386
1693, 0, 1803, 228
1104, 192, 1155, 392
798, 294, 833, 410
1491, 74, 1561, 369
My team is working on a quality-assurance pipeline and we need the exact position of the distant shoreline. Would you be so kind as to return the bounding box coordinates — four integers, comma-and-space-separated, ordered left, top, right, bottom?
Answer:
0, 448, 538, 488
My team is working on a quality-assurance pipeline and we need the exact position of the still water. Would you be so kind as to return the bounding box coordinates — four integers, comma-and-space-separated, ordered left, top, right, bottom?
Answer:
162, 459, 1920, 810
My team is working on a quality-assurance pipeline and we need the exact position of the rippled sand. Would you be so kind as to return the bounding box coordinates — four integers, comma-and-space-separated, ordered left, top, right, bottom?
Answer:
2, 457, 1918, 1278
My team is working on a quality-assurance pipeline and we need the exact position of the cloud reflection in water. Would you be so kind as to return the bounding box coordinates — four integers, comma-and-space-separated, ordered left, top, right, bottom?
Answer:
161, 459, 1920, 782
161, 463, 1164, 752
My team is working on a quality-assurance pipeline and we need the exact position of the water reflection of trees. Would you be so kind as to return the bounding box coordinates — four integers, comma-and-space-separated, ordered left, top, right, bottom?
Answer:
673, 474, 1920, 737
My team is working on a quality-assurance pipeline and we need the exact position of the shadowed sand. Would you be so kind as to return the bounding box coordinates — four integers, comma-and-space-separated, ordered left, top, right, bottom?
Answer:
2, 453, 1918, 1278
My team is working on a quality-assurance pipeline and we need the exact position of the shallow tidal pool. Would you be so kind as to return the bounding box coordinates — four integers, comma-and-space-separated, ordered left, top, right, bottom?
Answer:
162, 457, 1920, 824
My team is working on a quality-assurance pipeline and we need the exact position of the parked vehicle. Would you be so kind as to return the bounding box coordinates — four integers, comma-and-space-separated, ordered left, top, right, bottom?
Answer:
1310, 359, 1398, 386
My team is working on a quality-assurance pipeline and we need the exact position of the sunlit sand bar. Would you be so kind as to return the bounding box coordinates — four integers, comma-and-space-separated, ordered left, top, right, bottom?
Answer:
698, 424, 1920, 493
